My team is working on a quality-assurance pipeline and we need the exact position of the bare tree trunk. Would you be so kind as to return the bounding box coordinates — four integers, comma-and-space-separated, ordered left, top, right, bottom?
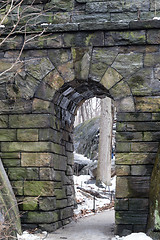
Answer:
96, 97, 112, 186
80, 105, 85, 122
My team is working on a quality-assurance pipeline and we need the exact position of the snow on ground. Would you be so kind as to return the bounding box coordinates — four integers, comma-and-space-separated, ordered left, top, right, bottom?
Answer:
112, 233, 152, 240
74, 174, 115, 217
17, 231, 47, 240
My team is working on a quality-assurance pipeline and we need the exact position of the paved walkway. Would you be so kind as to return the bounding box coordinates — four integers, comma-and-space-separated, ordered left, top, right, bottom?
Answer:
46, 209, 115, 240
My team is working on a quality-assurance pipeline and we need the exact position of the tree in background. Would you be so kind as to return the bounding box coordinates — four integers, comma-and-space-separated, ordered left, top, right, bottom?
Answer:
96, 97, 113, 187
74, 97, 101, 126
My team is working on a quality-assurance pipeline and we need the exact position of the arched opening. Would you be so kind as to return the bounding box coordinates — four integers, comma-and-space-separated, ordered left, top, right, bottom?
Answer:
0, 44, 159, 237
51, 79, 115, 233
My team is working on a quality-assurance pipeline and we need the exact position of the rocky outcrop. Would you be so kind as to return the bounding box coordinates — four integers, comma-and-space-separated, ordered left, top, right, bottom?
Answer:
74, 117, 100, 160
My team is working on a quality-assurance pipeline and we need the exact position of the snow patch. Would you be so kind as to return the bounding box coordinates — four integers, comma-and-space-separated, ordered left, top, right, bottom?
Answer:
74, 175, 115, 217
17, 231, 47, 240
153, 17, 160, 20
112, 233, 153, 240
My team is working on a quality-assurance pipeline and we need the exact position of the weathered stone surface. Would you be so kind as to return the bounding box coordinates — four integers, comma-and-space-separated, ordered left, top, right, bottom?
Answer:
0, 129, 16, 141
115, 199, 129, 211
116, 132, 143, 142
54, 188, 66, 199
116, 176, 150, 198
147, 30, 160, 44
11, 181, 23, 196
90, 47, 118, 82
0, 100, 32, 114
9, 114, 52, 128
26, 211, 58, 223
117, 122, 160, 132
144, 53, 160, 67
0, 115, 8, 128
131, 165, 153, 176
126, 68, 160, 96
8, 167, 39, 180
14, 74, 40, 100
115, 96, 135, 112
25, 34, 63, 49
117, 112, 152, 122
32, 98, 53, 113
39, 129, 62, 143
100, 67, 123, 90
60, 207, 73, 220
135, 97, 160, 112
131, 142, 159, 153
35, 82, 56, 101
112, 53, 143, 77
56, 199, 68, 209
39, 197, 56, 211
110, 80, 132, 100
40, 168, 55, 180
17, 129, 38, 141
44, 69, 64, 90
2, 158, 21, 167
23, 197, 38, 210
1, 142, 51, 152
63, 32, 104, 47
45, 0, 74, 11
58, 61, 75, 82
116, 165, 130, 176
116, 153, 156, 165
105, 30, 146, 46
25, 57, 54, 80
152, 113, 160, 121
72, 47, 91, 80
39, 222, 61, 233
51, 155, 67, 171
51, 143, 65, 155
129, 19, 160, 30
1, 152, 21, 159
143, 132, 160, 141
116, 211, 148, 225
116, 177, 129, 198
21, 153, 53, 167
86, 2, 108, 13
48, 49, 71, 66
116, 142, 131, 153
129, 198, 149, 211
79, 21, 129, 31
72, 13, 110, 24
24, 181, 54, 196
110, 12, 137, 22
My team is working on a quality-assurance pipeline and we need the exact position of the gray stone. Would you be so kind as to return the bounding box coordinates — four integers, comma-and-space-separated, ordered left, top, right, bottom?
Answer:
105, 30, 146, 46
90, 47, 118, 82
86, 2, 108, 13
112, 52, 143, 78
39, 197, 56, 211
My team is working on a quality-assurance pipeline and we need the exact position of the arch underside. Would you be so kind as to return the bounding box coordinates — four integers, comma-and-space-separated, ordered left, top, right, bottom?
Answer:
0, 34, 159, 234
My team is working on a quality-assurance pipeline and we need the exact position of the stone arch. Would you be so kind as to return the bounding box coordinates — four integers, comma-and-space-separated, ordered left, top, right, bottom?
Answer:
0, 42, 159, 235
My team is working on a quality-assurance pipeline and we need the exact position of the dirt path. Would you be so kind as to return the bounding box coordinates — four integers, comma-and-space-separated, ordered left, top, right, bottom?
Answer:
46, 209, 115, 240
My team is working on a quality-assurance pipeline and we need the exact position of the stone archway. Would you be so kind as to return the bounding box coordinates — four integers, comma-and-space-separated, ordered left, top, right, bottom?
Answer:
0, 39, 159, 235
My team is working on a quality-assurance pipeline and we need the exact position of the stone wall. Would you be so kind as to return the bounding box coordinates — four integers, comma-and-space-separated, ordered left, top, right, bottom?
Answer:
0, 0, 159, 235
1, 0, 160, 32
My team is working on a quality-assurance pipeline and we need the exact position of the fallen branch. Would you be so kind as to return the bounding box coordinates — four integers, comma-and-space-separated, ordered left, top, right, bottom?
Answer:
77, 187, 108, 199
